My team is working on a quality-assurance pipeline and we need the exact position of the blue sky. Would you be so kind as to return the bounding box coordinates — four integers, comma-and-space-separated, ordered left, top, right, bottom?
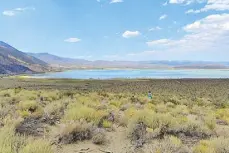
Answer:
1, 0, 229, 61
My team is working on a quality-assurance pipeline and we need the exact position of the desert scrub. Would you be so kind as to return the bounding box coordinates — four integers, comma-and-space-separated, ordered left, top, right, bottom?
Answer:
63, 103, 101, 123
57, 120, 93, 144
124, 107, 139, 118
170, 105, 189, 116
165, 96, 182, 105
127, 108, 176, 129
193, 137, 229, 153
19, 139, 53, 153
127, 109, 155, 129
155, 103, 168, 113
76, 95, 101, 108
118, 107, 138, 127
168, 117, 213, 138
203, 114, 216, 130
0, 89, 13, 97
0, 125, 26, 153
92, 128, 107, 145
16, 90, 38, 101
39, 90, 62, 102
60, 90, 75, 98
18, 100, 43, 118
102, 120, 112, 128
149, 136, 190, 153
127, 110, 175, 141
44, 100, 64, 116
190, 105, 208, 116
137, 96, 149, 105
215, 108, 229, 124
109, 100, 123, 109
0, 105, 16, 118
144, 103, 156, 110
195, 98, 210, 107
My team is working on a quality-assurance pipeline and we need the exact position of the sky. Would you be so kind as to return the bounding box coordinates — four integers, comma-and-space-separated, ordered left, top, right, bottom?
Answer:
0, 0, 229, 61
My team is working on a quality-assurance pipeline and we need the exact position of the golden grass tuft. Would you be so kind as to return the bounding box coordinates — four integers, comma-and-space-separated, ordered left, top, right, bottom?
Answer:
19, 139, 53, 153
193, 137, 229, 153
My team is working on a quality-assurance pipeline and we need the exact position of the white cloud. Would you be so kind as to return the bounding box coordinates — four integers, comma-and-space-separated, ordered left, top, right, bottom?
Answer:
2, 7, 35, 16
185, 9, 198, 14
110, 0, 123, 3
147, 39, 171, 46
122, 30, 141, 38
3, 11, 15, 16
64, 38, 81, 43
147, 13, 229, 55
186, 0, 229, 13
159, 14, 168, 20
171, 0, 229, 13
169, 0, 205, 5
149, 26, 162, 31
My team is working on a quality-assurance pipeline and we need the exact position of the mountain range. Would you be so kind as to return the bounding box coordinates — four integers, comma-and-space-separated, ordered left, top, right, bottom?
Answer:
0, 41, 229, 75
29, 52, 229, 69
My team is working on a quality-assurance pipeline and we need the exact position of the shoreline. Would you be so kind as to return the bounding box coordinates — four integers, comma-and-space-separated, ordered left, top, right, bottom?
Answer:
2, 68, 229, 79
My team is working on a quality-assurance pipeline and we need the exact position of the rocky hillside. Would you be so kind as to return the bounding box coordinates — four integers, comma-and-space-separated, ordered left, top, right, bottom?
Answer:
0, 41, 48, 74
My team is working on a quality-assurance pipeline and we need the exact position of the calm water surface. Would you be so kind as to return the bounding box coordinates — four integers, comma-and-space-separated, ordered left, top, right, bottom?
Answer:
31, 69, 229, 79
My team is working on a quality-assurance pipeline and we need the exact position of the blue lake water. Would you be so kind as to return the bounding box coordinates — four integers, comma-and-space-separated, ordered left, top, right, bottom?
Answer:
31, 69, 229, 79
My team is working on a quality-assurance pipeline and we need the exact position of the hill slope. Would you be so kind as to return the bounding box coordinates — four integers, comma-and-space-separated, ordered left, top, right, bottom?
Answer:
0, 41, 48, 74
27, 53, 90, 66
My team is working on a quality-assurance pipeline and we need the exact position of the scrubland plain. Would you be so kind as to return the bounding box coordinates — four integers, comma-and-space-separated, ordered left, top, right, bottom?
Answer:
0, 78, 229, 153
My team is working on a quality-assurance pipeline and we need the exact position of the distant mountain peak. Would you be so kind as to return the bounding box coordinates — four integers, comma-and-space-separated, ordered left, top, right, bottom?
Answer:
0, 41, 16, 50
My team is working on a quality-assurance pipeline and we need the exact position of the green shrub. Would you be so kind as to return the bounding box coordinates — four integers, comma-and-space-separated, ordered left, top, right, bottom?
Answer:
110, 101, 122, 108
102, 120, 112, 128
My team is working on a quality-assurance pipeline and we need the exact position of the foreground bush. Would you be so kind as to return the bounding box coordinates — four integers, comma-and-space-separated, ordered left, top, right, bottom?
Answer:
0, 126, 26, 153
149, 136, 190, 153
216, 109, 229, 124
63, 103, 96, 122
92, 128, 107, 145
57, 120, 93, 144
193, 137, 229, 153
18, 100, 43, 118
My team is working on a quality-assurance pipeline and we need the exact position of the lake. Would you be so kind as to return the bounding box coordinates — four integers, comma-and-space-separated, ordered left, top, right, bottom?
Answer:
31, 69, 229, 79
